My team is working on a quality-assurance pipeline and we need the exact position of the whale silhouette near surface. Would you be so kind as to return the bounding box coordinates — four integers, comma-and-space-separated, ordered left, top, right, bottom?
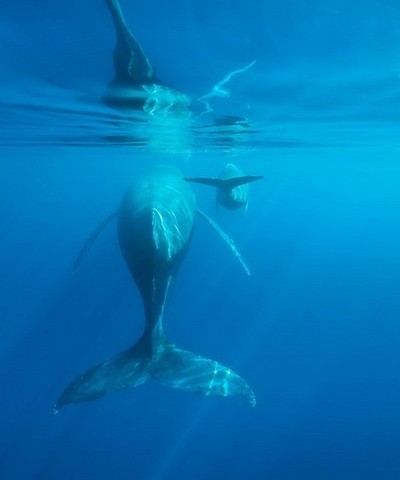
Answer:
56, 166, 255, 412
102, 0, 255, 121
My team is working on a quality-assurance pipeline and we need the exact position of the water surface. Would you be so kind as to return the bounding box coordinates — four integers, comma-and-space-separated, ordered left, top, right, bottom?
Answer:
1, 0, 400, 479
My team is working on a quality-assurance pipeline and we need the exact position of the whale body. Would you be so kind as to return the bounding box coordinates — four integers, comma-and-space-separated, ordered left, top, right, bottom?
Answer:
56, 166, 255, 411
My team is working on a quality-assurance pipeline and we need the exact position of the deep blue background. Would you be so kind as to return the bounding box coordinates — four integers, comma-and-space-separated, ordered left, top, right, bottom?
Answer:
1, 0, 400, 479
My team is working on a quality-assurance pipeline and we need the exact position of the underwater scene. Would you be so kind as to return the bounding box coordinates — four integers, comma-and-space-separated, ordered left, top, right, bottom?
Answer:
1, 0, 400, 478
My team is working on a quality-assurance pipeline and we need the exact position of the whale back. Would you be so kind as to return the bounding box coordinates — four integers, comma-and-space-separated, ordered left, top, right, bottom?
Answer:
118, 165, 196, 305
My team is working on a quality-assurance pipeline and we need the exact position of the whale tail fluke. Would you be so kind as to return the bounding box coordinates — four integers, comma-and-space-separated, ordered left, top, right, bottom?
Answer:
54, 340, 150, 413
151, 342, 256, 407
184, 175, 264, 189
55, 337, 255, 412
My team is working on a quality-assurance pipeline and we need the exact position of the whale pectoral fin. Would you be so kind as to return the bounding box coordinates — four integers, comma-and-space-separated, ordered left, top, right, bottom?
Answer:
73, 211, 118, 271
55, 342, 150, 412
197, 209, 251, 276
222, 175, 264, 189
184, 176, 224, 188
151, 344, 256, 407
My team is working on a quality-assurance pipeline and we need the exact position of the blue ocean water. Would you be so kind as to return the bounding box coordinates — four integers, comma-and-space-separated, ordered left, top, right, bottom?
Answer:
1, 0, 400, 478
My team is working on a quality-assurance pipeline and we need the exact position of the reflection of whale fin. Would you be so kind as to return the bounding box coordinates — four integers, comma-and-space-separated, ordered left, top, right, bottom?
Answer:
197, 208, 250, 276
72, 212, 118, 272
185, 175, 264, 189
55, 335, 255, 412
106, 0, 158, 85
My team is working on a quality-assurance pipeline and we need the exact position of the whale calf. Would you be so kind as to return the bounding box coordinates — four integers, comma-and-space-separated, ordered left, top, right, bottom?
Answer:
185, 163, 264, 211
56, 166, 255, 411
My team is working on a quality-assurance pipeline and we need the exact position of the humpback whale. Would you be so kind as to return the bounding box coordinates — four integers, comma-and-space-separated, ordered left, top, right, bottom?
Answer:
56, 166, 255, 411
185, 163, 264, 210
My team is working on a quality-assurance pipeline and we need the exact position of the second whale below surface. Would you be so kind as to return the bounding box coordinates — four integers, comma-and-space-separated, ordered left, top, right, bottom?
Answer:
185, 163, 264, 211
